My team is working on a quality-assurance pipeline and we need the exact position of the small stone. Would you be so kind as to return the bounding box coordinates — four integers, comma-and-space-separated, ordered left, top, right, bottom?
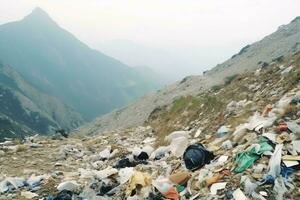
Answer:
281, 66, 293, 77
57, 181, 79, 192
54, 162, 63, 167
21, 191, 38, 199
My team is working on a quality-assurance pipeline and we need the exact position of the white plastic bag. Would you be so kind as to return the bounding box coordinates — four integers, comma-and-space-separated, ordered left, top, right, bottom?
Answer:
169, 136, 189, 157
267, 144, 283, 177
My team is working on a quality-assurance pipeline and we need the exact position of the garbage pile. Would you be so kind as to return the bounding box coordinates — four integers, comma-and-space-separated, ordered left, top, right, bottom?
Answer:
1, 70, 300, 199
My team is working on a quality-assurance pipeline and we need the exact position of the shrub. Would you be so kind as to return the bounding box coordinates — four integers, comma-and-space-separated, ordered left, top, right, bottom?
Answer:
224, 74, 238, 85
211, 85, 222, 92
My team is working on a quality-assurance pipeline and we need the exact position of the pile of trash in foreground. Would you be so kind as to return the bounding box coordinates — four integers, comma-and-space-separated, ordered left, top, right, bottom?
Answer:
1, 60, 300, 199
1, 86, 300, 199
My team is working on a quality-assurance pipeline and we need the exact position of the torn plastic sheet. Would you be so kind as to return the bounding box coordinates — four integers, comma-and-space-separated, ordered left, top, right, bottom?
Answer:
152, 177, 172, 195
126, 171, 152, 197
281, 165, 294, 180
232, 188, 247, 200
241, 176, 257, 195
166, 131, 190, 142
292, 140, 300, 154
169, 136, 189, 157
267, 144, 283, 178
246, 112, 277, 131
262, 132, 277, 143
0, 177, 25, 193
234, 137, 273, 173
217, 125, 229, 137
273, 177, 288, 200
287, 122, 300, 134
249, 137, 274, 155
234, 151, 260, 173
119, 167, 134, 184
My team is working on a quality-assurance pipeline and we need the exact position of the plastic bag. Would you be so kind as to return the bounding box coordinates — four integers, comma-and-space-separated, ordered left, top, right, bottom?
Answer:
0, 177, 26, 193
242, 176, 257, 195
183, 144, 214, 171
287, 122, 300, 134
234, 137, 274, 173
152, 178, 173, 194
273, 177, 288, 200
234, 152, 260, 173
169, 171, 191, 185
126, 171, 152, 197
246, 112, 276, 131
119, 167, 134, 184
217, 126, 229, 137
254, 137, 274, 155
57, 181, 79, 192
232, 188, 247, 200
169, 137, 189, 157
164, 187, 179, 200
267, 144, 283, 178
166, 131, 190, 142
198, 168, 212, 183
45, 190, 73, 200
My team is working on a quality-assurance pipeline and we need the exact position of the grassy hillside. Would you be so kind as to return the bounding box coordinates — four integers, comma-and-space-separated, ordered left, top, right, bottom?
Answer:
147, 52, 300, 144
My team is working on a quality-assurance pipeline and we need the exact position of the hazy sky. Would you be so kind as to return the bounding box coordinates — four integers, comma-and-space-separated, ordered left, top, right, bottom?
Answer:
0, 0, 299, 79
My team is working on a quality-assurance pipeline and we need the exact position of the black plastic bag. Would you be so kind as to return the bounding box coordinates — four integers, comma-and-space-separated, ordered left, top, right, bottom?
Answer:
114, 158, 148, 169
183, 143, 214, 171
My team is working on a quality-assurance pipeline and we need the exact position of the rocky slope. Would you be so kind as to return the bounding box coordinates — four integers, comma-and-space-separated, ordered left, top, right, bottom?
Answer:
0, 8, 161, 120
80, 16, 300, 135
0, 62, 84, 141
148, 52, 300, 141
0, 53, 300, 199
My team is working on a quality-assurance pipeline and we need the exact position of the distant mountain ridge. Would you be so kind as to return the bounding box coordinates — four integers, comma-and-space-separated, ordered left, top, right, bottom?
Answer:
98, 39, 189, 82
0, 62, 84, 141
80, 16, 300, 134
98, 39, 226, 82
206, 16, 300, 79
0, 7, 161, 120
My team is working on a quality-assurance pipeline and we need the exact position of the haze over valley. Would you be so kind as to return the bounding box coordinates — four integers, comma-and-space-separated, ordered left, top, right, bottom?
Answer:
1, 1, 300, 200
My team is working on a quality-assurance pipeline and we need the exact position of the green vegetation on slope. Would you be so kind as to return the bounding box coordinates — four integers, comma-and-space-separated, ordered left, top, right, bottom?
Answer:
148, 52, 300, 143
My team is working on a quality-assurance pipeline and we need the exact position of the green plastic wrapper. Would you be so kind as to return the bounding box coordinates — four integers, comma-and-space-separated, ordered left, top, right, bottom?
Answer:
234, 137, 273, 173
176, 185, 185, 193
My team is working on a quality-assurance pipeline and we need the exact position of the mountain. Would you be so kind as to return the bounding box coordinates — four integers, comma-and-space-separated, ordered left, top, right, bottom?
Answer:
80, 16, 300, 134
0, 62, 84, 141
0, 8, 161, 120
206, 16, 300, 78
98, 39, 230, 82
133, 65, 168, 86
98, 39, 188, 82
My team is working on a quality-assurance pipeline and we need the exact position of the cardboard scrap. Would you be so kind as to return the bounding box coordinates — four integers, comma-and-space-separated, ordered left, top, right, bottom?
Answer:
282, 155, 300, 161
233, 188, 247, 200
169, 171, 191, 185
210, 182, 227, 195
283, 160, 299, 167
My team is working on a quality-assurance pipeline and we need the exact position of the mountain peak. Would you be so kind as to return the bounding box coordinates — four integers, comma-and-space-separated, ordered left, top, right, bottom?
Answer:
23, 7, 55, 25
27, 7, 49, 17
